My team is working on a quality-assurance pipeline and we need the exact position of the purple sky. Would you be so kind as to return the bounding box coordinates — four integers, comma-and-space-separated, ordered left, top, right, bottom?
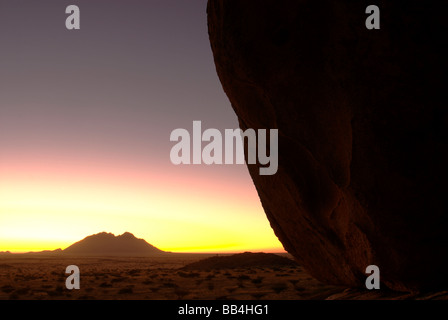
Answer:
0, 0, 243, 170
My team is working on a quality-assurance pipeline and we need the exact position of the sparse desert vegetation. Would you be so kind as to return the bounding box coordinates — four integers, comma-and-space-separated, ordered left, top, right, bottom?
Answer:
0, 253, 334, 300
0, 253, 447, 300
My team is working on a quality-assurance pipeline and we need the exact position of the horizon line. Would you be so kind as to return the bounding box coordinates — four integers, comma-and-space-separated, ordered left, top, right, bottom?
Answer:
1, 231, 285, 255
3, 247, 287, 255
4, 248, 287, 254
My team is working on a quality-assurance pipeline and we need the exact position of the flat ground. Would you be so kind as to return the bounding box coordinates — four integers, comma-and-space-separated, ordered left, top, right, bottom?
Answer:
0, 254, 446, 300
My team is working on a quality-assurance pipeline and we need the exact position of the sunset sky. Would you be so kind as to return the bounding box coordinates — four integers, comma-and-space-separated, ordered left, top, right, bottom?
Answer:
0, 0, 284, 253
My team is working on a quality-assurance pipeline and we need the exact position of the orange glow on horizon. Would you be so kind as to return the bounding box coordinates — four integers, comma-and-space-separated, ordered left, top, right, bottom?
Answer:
0, 155, 285, 254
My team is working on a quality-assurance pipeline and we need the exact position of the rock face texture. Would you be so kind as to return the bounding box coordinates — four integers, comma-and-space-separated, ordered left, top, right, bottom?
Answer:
207, 0, 447, 291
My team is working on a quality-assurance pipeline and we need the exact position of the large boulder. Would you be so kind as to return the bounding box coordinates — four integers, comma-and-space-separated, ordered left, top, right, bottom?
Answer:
207, 0, 448, 291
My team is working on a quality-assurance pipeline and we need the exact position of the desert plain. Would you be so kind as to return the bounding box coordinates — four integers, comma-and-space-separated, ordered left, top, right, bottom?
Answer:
1, 253, 447, 300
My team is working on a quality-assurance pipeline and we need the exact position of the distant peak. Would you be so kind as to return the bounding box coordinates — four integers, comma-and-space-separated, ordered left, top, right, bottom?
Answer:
92, 232, 114, 237
91, 232, 136, 239
119, 232, 135, 238
62, 231, 164, 256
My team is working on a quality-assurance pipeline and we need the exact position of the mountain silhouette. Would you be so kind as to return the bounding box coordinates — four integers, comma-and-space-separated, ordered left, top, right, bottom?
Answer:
63, 232, 165, 256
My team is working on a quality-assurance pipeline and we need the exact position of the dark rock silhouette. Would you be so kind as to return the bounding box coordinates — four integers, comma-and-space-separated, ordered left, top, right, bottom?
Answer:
207, 0, 448, 291
182, 252, 297, 270
63, 232, 165, 256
